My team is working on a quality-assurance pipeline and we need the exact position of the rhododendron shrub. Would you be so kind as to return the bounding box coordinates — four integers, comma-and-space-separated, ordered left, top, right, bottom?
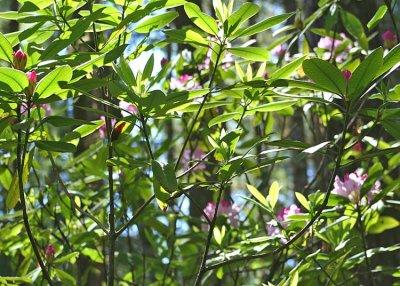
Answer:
0, 0, 399, 285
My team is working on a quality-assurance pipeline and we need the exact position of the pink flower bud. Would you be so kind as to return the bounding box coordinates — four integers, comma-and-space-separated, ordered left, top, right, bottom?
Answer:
26, 70, 37, 97
45, 244, 55, 260
26, 70, 37, 84
161, 57, 168, 66
353, 142, 362, 152
382, 29, 397, 49
342, 69, 352, 81
13, 49, 27, 70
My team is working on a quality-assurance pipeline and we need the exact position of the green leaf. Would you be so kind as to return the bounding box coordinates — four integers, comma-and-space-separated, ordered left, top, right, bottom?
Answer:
55, 269, 76, 285
348, 48, 383, 99
0, 32, 13, 63
228, 47, 269, 62
164, 29, 209, 47
6, 151, 32, 209
41, 9, 105, 60
267, 181, 280, 209
114, 57, 136, 87
143, 54, 154, 80
295, 192, 310, 211
208, 112, 240, 127
376, 42, 400, 77
246, 184, 267, 206
72, 120, 103, 138
233, 13, 294, 39
184, 3, 218, 35
35, 65, 72, 100
250, 100, 297, 113
270, 56, 306, 80
53, 252, 79, 264
367, 5, 387, 30
153, 181, 169, 212
135, 11, 178, 33
0, 67, 29, 92
227, 3, 259, 36
369, 216, 400, 234
302, 58, 346, 96
341, 10, 368, 50
82, 248, 104, 263
151, 160, 177, 193
35, 141, 76, 153
44, 116, 94, 127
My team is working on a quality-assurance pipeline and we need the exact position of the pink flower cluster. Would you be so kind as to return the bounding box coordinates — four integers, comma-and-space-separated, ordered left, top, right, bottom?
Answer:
170, 73, 200, 90
317, 33, 351, 62
119, 100, 138, 117
203, 200, 240, 229
267, 204, 301, 238
332, 169, 381, 204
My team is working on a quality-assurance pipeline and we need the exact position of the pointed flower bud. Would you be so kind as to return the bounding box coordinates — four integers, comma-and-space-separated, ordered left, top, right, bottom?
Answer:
382, 29, 397, 49
342, 69, 352, 81
161, 57, 168, 66
45, 244, 56, 261
26, 70, 37, 97
13, 49, 27, 70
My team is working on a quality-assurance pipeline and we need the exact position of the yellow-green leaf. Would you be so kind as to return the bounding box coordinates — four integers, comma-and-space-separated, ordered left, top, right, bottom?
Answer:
267, 181, 280, 209
246, 184, 267, 206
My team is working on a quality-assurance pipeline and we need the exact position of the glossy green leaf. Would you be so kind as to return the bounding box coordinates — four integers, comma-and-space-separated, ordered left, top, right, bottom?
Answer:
250, 100, 297, 112
376, 42, 400, 77
0, 67, 29, 92
270, 56, 306, 80
341, 10, 368, 50
367, 5, 387, 30
35, 141, 76, 153
34, 65, 72, 100
302, 58, 346, 95
228, 47, 269, 62
233, 13, 294, 39
184, 3, 218, 35
227, 3, 260, 35
0, 32, 13, 63
348, 47, 383, 99
208, 112, 240, 127
164, 29, 209, 47
135, 11, 178, 33
369, 216, 400, 234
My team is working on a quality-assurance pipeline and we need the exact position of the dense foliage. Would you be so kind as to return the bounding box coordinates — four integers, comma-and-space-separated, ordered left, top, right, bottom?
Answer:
0, 0, 399, 285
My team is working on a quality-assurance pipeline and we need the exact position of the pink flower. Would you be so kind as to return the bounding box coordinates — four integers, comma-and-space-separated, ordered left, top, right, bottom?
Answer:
203, 200, 240, 230
182, 148, 206, 171
318, 35, 343, 50
99, 116, 116, 139
272, 45, 287, 58
170, 73, 200, 90
319, 34, 351, 63
41, 104, 52, 116
382, 29, 397, 49
267, 204, 301, 239
13, 49, 27, 70
45, 244, 55, 260
342, 69, 352, 81
119, 100, 138, 117
332, 169, 381, 204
